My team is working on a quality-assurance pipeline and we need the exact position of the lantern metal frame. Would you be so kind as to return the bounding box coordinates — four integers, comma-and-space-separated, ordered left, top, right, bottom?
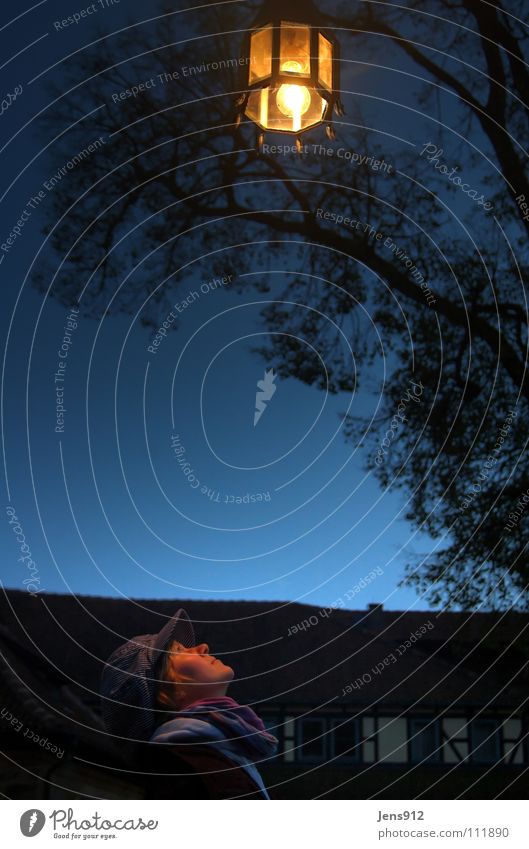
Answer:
234, 0, 343, 149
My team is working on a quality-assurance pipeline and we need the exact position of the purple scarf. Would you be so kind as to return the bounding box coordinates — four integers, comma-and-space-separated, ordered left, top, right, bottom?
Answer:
173, 696, 278, 760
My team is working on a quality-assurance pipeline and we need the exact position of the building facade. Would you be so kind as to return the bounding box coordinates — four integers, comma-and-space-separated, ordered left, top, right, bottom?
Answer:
0, 591, 527, 799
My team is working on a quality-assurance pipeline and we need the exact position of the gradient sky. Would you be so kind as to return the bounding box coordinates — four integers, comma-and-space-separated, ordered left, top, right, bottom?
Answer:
1, 0, 486, 612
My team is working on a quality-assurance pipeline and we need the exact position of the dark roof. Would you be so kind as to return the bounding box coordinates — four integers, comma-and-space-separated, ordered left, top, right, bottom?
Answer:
0, 590, 527, 738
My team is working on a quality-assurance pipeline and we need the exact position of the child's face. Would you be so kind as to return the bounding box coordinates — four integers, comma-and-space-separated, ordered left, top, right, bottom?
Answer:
157, 640, 234, 709
166, 641, 234, 683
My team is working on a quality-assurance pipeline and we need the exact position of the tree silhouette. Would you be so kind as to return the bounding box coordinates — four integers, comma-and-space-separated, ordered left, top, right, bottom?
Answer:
36, 0, 529, 610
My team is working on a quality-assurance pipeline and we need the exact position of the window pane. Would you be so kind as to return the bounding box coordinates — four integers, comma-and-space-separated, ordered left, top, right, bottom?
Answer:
262, 715, 280, 741
378, 717, 408, 762
410, 719, 439, 762
249, 25, 272, 84
331, 718, 359, 761
472, 720, 499, 763
318, 33, 333, 89
280, 22, 311, 76
298, 718, 325, 760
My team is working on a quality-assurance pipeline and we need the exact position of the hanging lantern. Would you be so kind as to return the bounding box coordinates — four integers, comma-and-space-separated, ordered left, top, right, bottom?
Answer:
236, 0, 343, 145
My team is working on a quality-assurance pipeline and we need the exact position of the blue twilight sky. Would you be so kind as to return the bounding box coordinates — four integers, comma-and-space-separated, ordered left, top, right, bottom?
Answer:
1, 0, 489, 611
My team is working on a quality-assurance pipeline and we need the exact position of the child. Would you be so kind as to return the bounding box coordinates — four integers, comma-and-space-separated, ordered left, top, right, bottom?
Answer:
100, 607, 278, 799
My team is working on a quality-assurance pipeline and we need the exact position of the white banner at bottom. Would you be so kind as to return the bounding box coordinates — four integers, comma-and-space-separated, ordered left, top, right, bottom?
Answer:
2, 799, 526, 848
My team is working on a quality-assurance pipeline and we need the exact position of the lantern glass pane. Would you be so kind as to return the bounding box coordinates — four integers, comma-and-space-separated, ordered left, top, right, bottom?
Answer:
249, 25, 273, 84
280, 22, 311, 77
318, 33, 333, 90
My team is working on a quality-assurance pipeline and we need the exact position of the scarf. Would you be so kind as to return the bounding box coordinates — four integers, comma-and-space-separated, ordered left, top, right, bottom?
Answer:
149, 696, 278, 798
164, 696, 278, 760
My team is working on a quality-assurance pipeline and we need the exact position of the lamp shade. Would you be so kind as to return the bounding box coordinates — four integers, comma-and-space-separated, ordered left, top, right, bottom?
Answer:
236, 0, 342, 142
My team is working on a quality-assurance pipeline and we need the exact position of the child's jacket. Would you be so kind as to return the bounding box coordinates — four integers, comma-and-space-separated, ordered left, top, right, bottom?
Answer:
149, 696, 278, 799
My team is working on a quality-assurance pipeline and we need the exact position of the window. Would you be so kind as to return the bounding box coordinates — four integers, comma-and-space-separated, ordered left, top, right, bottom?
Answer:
249, 25, 273, 84
503, 718, 524, 764
262, 714, 279, 734
296, 716, 360, 762
409, 718, 440, 763
442, 716, 470, 763
330, 717, 360, 762
318, 33, 333, 89
279, 22, 311, 77
471, 719, 500, 763
378, 717, 408, 762
297, 718, 326, 761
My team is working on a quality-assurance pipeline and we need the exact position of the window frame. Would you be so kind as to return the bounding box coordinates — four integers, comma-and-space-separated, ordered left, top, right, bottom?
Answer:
329, 716, 361, 763
408, 716, 442, 764
470, 717, 501, 764
296, 716, 327, 762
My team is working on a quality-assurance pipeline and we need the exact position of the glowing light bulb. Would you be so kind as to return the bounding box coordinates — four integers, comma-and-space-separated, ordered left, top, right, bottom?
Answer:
276, 59, 311, 132
276, 84, 311, 132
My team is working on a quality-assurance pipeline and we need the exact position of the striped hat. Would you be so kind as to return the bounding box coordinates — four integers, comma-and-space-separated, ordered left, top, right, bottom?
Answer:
99, 608, 195, 740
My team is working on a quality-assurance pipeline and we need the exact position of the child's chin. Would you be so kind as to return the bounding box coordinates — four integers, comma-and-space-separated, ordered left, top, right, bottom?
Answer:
220, 664, 235, 681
